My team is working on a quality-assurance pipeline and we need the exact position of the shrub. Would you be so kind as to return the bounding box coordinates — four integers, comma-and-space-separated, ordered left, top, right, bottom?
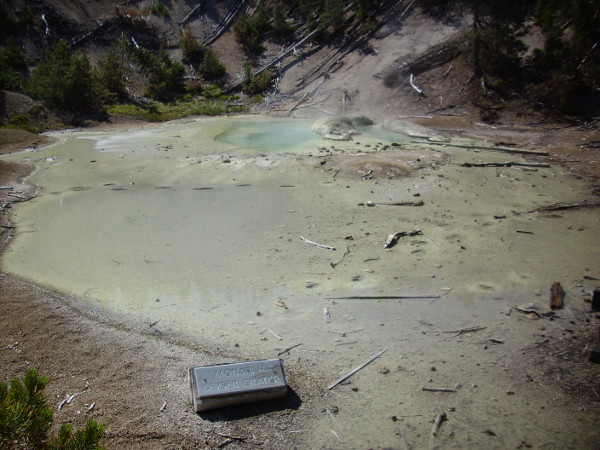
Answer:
0, 369, 104, 449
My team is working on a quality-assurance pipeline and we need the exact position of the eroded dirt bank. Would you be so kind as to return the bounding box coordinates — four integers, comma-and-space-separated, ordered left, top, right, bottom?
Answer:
1, 116, 599, 449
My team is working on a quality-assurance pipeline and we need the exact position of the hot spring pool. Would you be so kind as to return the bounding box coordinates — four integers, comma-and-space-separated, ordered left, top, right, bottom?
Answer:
2, 115, 599, 448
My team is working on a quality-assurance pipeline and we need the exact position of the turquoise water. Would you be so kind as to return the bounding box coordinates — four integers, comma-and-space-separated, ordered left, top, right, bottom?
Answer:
213, 118, 408, 152
214, 119, 320, 151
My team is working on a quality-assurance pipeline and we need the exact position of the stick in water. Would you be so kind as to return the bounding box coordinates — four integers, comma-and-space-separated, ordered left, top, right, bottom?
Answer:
431, 411, 447, 436
300, 236, 336, 251
327, 348, 388, 389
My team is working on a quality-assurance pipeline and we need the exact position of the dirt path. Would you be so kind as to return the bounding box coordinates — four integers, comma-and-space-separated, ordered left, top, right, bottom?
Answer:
1, 116, 599, 449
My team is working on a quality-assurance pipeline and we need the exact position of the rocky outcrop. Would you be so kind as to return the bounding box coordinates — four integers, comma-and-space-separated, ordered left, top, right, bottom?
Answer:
311, 116, 360, 141
382, 119, 445, 140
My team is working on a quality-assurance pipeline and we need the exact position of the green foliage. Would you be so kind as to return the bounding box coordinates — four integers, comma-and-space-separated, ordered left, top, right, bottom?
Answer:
180, 26, 204, 64
46, 421, 105, 450
242, 63, 274, 95
272, 2, 297, 38
95, 37, 130, 104
7, 114, 37, 133
0, 368, 52, 448
320, 0, 346, 37
0, 4, 19, 34
233, 13, 266, 54
25, 40, 101, 114
528, 0, 600, 115
131, 45, 184, 100
150, 0, 170, 17
201, 84, 224, 99
107, 97, 246, 122
0, 369, 104, 449
0, 36, 27, 91
200, 48, 226, 80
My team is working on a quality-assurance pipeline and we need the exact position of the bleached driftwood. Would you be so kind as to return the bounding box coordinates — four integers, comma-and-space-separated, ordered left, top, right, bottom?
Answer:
384, 229, 422, 249
58, 391, 86, 410
300, 236, 336, 251
285, 92, 308, 116
409, 73, 424, 96
268, 328, 283, 340
327, 348, 388, 389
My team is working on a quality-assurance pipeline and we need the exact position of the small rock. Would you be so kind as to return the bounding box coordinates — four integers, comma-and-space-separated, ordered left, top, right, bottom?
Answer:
377, 365, 390, 374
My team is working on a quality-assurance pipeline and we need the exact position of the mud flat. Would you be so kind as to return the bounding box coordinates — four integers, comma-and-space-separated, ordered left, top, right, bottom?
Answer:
1, 115, 599, 449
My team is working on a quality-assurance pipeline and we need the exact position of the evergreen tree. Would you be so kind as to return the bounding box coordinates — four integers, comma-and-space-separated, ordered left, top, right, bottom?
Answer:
0, 36, 27, 91
26, 40, 100, 114
131, 45, 184, 100
529, 0, 600, 114
233, 13, 265, 54
180, 26, 203, 64
95, 36, 130, 104
0, 369, 104, 449
200, 48, 226, 80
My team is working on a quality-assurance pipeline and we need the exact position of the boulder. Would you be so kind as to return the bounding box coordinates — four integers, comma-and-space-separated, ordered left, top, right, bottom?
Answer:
312, 116, 360, 141
351, 115, 374, 126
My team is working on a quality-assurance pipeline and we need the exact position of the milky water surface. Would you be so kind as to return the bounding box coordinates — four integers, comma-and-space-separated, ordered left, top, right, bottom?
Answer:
2, 116, 599, 448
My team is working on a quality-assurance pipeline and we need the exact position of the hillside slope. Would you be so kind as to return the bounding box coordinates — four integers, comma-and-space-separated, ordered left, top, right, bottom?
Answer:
1, 0, 521, 123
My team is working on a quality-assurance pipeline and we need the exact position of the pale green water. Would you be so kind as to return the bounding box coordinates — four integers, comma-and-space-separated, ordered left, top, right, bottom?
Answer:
2, 116, 599, 448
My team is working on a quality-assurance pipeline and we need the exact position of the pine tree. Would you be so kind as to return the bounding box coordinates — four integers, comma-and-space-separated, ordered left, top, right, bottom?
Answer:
26, 40, 100, 114
0, 369, 104, 449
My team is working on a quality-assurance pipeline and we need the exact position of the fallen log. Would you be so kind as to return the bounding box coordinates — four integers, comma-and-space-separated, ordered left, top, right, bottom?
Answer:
369, 201, 424, 207
324, 295, 440, 300
460, 161, 551, 168
525, 201, 600, 213
422, 142, 550, 156
442, 326, 486, 336
550, 282, 564, 310
423, 387, 457, 393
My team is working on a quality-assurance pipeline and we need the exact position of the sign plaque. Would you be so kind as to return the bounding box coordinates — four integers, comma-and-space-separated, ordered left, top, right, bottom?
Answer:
188, 358, 288, 412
